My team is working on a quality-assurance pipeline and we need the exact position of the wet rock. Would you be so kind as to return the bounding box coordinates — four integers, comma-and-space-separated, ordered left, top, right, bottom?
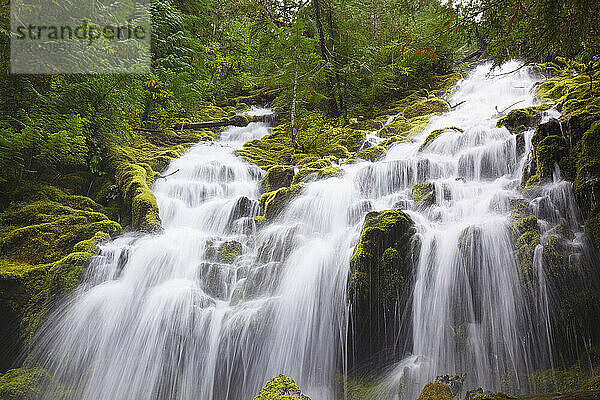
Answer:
356, 145, 386, 161
411, 182, 436, 208
348, 209, 415, 367
496, 104, 552, 134
229, 196, 259, 223
419, 126, 463, 151
262, 165, 295, 192
217, 241, 242, 264
259, 184, 303, 220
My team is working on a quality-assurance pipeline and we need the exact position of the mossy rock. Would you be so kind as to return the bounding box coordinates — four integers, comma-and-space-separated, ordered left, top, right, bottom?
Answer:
218, 241, 242, 264
512, 212, 540, 277
0, 368, 62, 400
430, 72, 463, 96
253, 375, 310, 400
525, 119, 571, 186
378, 115, 430, 139
236, 124, 365, 171
496, 104, 552, 134
349, 209, 414, 367
404, 97, 450, 119
259, 184, 304, 220
227, 114, 256, 127
356, 145, 386, 161
263, 165, 296, 192
417, 382, 453, 400
411, 182, 436, 208
473, 393, 516, 400
420, 126, 463, 150
291, 166, 342, 185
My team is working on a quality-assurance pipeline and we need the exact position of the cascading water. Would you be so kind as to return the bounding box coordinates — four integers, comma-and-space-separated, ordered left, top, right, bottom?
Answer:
27, 63, 593, 400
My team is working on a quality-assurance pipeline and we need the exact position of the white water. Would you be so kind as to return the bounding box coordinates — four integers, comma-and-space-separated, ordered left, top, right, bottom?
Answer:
29, 63, 589, 399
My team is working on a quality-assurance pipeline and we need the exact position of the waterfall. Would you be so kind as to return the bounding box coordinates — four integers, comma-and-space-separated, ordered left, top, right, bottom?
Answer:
28, 63, 592, 399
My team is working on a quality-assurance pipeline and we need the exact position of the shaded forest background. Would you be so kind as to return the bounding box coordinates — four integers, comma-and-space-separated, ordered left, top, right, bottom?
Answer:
0, 0, 598, 201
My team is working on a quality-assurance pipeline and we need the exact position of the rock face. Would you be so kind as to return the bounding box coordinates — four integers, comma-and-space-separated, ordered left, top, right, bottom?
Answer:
496, 104, 551, 134
348, 209, 415, 367
262, 166, 295, 192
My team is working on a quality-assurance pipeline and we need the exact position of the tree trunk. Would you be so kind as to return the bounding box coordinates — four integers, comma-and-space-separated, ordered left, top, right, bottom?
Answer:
312, 0, 339, 116
291, 58, 300, 151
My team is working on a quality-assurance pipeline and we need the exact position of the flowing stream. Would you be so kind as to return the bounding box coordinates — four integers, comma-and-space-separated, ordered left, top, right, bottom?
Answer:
29, 62, 590, 399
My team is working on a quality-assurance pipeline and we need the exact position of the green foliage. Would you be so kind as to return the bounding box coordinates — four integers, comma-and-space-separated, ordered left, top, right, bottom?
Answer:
459, 0, 600, 64
582, 375, 600, 391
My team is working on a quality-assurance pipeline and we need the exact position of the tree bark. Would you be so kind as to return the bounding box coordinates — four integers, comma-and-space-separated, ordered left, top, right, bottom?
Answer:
312, 0, 339, 116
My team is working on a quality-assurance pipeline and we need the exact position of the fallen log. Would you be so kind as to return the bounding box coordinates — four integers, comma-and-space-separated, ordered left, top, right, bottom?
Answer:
133, 114, 272, 133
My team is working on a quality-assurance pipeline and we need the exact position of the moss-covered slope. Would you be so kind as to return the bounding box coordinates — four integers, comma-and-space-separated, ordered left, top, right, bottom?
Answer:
0, 104, 235, 374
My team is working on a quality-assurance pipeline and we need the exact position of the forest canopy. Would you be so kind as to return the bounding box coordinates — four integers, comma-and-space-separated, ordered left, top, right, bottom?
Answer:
0, 0, 598, 201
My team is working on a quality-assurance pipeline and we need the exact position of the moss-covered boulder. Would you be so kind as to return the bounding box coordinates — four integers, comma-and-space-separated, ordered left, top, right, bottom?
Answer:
412, 182, 437, 208
524, 119, 571, 186
378, 115, 430, 139
259, 184, 304, 220
236, 124, 365, 171
511, 200, 541, 278
496, 104, 552, 134
404, 97, 450, 119
473, 393, 516, 400
420, 126, 463, 151
253, 375, 310, 400
348, 209, 414, 366
0, 368, 62, 400
417, 382, 453, 400
356, 145, 387, 161
263, 165, 296, 192
218, 241, 242, 264
291, 166, 342, 185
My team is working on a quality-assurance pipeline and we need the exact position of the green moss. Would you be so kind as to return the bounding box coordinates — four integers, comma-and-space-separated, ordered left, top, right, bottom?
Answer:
420, 126, 463, 150
404, 97, 450, 119
0, 368, 62, 400
417, 382, 453, 400
263, 165, 295, 192
524, 119, 570, 186
357, 145, 386, 161
582, 375, 600, 390
218, 241, 242, 264
411, 183, 436, 207
236, 125, 364, 171
253, 375, 310, 400
378, 115, 430, 139
496, 104, 552, 134
0, 196, 120, 266
259, 184, 304, 220
511, 212, 540, 277
473, 393, 516, 400
349, 209, 414, 364
430, 72, 463, 96
227, 114, 256, 127
529, 364, 589, 393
